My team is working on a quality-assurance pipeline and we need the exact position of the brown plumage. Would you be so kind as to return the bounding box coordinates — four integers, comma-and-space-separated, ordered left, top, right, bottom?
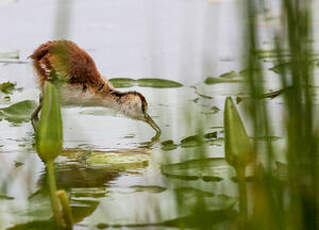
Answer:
30, 40, 111, 91
30, 40, 161, 138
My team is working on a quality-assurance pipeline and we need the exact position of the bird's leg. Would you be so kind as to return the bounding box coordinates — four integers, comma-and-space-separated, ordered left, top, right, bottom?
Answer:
31, 94, 43, 131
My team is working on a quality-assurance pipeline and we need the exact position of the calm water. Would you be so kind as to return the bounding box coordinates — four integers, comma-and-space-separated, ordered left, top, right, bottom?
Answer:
1, 0, 319, 229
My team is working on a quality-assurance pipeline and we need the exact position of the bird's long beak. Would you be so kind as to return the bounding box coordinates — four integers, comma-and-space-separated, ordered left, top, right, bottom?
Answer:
144, 113, 161, 139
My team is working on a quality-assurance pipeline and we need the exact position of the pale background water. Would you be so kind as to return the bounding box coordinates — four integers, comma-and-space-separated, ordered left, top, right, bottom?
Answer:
0, 0, 319, 229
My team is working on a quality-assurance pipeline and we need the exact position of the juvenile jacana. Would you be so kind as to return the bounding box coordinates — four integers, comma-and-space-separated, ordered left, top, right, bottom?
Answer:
30, 40, 161, 139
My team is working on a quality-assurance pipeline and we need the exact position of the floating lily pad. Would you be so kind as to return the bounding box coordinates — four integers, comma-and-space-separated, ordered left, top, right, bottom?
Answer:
205, 71, 246, 85
137, 78, 183, 88
210, 106, 220, 114
0, 100, 36, 123
109, 78, 136, 88
0, 81, 16, 94
161, 140, 179, 151
180, 134, 203, 148
204, 131, 217, 139
219, 71, 239, 79
109, 78, 183, 88
180, 132, 218, 148
162, 158, 234, 182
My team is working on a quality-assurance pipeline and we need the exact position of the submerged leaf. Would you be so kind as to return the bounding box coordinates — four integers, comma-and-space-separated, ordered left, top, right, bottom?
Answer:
0, 100, 36, 123
224, 97, 254, 168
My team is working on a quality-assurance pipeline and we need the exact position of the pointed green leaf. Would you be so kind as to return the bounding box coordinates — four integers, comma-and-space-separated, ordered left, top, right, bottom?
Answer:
36, 83, 63, 162
224, 97, 254, 168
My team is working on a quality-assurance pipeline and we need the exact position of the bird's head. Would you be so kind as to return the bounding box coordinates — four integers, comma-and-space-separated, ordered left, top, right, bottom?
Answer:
118, 91, 161, 137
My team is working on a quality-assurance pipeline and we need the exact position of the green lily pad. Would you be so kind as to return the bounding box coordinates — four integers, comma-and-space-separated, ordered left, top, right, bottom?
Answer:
162, 158, 233, 182
109, 78, 136, 88
204, 131, 217, 139
161, 140, 179, 151
210, 106, 220, 114
109, 78, 183, 88
137, 78, 183, 88
0, 82, 16, 94
219, 71, 239, 79
180, 132, 218, 148
180, 135, 203, 148
205, 70, 249, 85
0, 100, 36, 123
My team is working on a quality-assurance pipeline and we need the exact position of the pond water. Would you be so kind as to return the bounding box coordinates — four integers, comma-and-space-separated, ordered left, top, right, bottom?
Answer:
1, 0, 319, 229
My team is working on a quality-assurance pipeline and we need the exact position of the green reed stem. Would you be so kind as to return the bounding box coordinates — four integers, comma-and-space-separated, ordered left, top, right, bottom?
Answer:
237, 166, 247, 227
47, 160, 64, 228
56, 190, 73, 230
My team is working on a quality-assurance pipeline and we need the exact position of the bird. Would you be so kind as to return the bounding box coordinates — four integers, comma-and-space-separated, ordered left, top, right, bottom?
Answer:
29, 40, 161, 140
